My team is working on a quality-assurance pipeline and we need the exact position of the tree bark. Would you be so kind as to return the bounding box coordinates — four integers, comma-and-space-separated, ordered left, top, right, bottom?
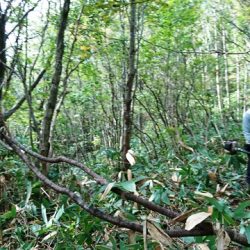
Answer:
222, 29, 230, 109
214, 25, 223, 119
122, 0, 137, 170
0, 7, 6, 109
39, 0, 70, 175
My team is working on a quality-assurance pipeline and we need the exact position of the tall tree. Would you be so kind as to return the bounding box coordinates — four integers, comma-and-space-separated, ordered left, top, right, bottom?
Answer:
121, 0, 137, 169
39, 0, 70, 175
0, 5, 6, 114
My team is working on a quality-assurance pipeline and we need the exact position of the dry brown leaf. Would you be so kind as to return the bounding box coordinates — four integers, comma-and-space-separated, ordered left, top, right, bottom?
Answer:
118, 171, 123, 181
126, 150, 136, 166
178, 140, 194, 152
220, 183, 229, 193
113, 210, 121, 217
147, 220, 173, 247
195, 243, 210, 250
100, 182, 115, 201
216, 229, 231, 250
104, 227, 110, 241
194, 191, 213, 198
208, 171, 217, 181
127, 169, 132, 181
207, 206, 213, 214
216, 184, 221, 193
217, 183, 229, 194
185, 212, 211, 231
175, 129, 194, 152
153, 246, 162, 250
128, 230, 136, 244
171, 172, 181, 183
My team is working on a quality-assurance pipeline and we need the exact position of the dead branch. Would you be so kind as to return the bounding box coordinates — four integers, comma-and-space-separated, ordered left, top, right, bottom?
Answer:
1, 132, 249, 246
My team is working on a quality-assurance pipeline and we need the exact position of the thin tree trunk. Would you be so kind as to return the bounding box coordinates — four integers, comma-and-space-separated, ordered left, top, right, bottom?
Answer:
214, 26, 223, 120
39, 0, 70, 175
121, 0, 137, 170
222, 29, 230, 109
236, 54, 240, 118
0, 8, 6, 111
243, 62, 248, 112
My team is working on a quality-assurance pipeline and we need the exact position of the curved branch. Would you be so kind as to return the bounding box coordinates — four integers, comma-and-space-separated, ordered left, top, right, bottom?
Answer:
8, 137, 142, 232
1, 132, 249, 246
2, 133, 249, 246
3, 133, 178, 219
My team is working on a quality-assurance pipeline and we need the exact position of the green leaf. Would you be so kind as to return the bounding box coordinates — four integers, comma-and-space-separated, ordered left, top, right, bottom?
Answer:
161, 190, 170, 205
207, 198, 226, 212
54, 205, 65, 222
115, 181, 136, 192
133, 176, 147, 183
119, 240, 126, 250
21, 241, 35, 250
222, 213, 235, 225
41, 204, 48, 225
245, 225, 250, 244
31, 224, 42, 236
96, 246, 112, 250
233, 201, 250, 219
0, 206, 16, 222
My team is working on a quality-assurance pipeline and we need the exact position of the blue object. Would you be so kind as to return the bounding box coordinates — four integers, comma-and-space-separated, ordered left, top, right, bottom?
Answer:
243, 110, 250, 144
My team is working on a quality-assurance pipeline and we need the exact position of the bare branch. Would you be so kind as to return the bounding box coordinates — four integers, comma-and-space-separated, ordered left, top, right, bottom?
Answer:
6, 135, 142, 232
3, 69, 46, 120
1, 132, 249, 246
6, 2, 39, 38
142, 39, 250, 56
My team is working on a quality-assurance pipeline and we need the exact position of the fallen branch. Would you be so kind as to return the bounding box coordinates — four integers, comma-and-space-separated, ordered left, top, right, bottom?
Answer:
3, 133, 179, 217
1, 133, 249, 246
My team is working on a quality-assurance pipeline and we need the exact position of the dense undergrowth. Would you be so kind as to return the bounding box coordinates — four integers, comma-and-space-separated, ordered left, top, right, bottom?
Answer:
0, 0, 249, 249
1, 122, 250, 250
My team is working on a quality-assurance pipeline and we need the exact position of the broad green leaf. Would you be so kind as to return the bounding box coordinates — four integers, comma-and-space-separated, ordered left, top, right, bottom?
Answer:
207, 198, 226, 212
222, 213, 235, 226
115, 181, 136, 193
54, 205, 65, 222
233, 201, 250, 219
133, 176, 147, 183
161, 191, 170, 205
